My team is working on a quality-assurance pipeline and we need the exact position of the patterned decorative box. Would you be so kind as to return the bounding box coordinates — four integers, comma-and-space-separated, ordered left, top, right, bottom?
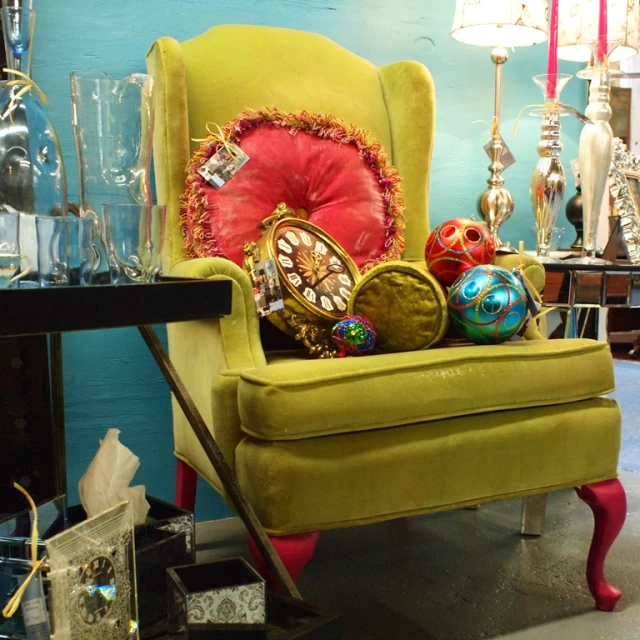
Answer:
167, 558, 267, 638
65, 495, 195, 629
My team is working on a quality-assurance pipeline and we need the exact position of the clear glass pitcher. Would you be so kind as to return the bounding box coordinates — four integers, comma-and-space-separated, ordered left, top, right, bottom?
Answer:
70, 71, 154, 279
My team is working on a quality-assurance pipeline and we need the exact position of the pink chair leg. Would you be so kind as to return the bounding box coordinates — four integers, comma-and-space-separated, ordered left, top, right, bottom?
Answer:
175, 459, 197, 512
575, 478, 627, 611
248, 532, 320, 591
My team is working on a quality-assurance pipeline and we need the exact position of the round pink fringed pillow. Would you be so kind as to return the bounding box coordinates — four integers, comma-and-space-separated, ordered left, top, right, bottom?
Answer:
180, 108, 405, 271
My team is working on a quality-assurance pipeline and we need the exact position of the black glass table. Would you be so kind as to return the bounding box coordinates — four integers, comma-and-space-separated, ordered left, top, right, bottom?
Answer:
542, 261, 640, 339
0, 279, 300, 598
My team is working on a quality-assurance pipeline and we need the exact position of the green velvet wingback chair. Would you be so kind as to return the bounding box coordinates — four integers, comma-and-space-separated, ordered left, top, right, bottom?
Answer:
147, 25, 626, 610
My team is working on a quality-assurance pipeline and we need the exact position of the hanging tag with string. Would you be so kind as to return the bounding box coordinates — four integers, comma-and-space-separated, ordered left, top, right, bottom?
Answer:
196, 122, 249, 189
482, 135, 516, 170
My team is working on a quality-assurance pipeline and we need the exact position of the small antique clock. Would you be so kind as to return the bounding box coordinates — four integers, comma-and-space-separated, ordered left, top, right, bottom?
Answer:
46, 501, 138, 639
244, 203, 361, 357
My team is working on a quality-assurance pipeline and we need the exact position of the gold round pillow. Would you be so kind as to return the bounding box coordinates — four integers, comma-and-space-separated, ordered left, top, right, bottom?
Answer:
348, 261, 449, 353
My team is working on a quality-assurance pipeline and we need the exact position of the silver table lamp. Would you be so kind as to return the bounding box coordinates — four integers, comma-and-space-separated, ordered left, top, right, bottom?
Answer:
451, 0, 548, 250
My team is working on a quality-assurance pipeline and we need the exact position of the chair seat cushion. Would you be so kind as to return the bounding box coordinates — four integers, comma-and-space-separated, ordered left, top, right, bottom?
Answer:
238, 338, 614, 441
236, 398, 621, 535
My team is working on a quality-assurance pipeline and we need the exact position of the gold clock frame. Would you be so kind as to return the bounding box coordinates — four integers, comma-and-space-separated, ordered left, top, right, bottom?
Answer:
243, 203, 361, 357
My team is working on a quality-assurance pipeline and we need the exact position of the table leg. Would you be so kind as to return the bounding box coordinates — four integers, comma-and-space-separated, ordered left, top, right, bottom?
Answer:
521, 493, 548, 536
49, 333, 66, 496
564, 308, 578, 339
137, 325, 301, 600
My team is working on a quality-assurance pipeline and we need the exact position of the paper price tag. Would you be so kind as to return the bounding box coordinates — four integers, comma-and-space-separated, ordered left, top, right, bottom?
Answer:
22, 597, 47, 626
251, 258, 285, 317
483, 136, 516, 171
198, 143, 249, 189
570, 158, 580, 187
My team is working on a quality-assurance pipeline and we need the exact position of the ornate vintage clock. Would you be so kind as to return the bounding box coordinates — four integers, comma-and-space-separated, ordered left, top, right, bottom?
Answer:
243, 203, 361, 357
46, 501, 138, 639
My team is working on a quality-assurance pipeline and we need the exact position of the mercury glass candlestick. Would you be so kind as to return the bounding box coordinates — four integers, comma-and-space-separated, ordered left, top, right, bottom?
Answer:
530, 73, 571, 263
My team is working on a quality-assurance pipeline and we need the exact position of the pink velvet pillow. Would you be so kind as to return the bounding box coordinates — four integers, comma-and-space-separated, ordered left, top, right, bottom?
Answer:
180, 108, 405, 271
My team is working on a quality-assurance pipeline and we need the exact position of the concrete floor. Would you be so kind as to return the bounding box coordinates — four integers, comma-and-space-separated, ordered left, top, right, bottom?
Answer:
196, 470, 640, 640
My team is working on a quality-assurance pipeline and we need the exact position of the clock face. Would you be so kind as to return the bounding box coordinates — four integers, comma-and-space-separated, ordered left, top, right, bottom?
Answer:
77, 555, 117, 625
273, 224, 356, 319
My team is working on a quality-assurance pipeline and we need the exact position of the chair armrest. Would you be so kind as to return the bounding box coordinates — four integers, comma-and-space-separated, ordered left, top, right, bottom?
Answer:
165, 258, 266, 488
169, 257, 266, 370
494, 253, 545, 295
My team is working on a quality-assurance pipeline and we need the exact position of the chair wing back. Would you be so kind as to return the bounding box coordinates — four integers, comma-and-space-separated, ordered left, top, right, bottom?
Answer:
147, 24, 436, 268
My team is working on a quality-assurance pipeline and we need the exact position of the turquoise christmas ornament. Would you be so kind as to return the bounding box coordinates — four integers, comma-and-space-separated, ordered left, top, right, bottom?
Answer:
447, 265, 528, 345
331, 315, 376, 357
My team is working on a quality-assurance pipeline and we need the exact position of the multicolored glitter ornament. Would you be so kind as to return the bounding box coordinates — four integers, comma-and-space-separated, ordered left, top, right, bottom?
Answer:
447, 265, 528, 345
331, 315, 377, 357
425, 218, 496, 287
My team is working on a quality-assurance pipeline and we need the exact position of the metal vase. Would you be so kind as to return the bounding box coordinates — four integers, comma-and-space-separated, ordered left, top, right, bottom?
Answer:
529, 74, 571, 263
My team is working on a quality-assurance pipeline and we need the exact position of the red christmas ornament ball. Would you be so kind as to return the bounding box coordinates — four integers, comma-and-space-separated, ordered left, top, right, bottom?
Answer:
425, 218, 496, 286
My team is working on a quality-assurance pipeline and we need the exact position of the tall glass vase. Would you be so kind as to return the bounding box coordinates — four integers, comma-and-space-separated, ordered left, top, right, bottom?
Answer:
530, 73, 571, 263
0, 0, 68, 284
70, 71, 154, 280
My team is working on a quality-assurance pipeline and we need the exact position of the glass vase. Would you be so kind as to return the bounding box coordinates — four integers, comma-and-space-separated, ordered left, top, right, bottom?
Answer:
103, 204, 165, 285
70, 71, 154, 281
0, 0, 68, 284
530, 73, 571, 263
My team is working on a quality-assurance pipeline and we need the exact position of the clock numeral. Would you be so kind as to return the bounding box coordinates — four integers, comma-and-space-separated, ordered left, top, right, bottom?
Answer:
285, 231, 300, 245
278, 254, 293, 268
314, 241, 328, 255
338, 274, 351, 286
287, 272, 302, 287
340, 287, 351, 300
320, 296, 334, 311
303, 287, 317, 303
277, 239, 292, 254
299, 232, 312, 246
333, 295, 347, 311
329, 256, 341, 265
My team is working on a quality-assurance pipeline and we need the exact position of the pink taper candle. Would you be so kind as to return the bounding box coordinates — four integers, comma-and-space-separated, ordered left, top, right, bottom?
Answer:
598, 0, 608, 61
546, 0, 559, 98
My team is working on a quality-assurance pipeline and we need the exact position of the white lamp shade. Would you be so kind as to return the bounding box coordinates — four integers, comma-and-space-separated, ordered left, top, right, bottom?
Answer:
558, 0, 639, 62
451, 0, 548, 47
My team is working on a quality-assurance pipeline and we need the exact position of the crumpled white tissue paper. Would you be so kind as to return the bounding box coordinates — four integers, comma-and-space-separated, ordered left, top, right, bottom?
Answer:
78, 428, 150, 525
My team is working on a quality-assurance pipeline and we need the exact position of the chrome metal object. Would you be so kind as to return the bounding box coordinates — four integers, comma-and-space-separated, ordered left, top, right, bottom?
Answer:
479, 46, 514, 250
609, 138, 640, 265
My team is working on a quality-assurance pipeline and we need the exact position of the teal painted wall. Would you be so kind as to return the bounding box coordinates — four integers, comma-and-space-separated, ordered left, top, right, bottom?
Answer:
33, 0, 585, 521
